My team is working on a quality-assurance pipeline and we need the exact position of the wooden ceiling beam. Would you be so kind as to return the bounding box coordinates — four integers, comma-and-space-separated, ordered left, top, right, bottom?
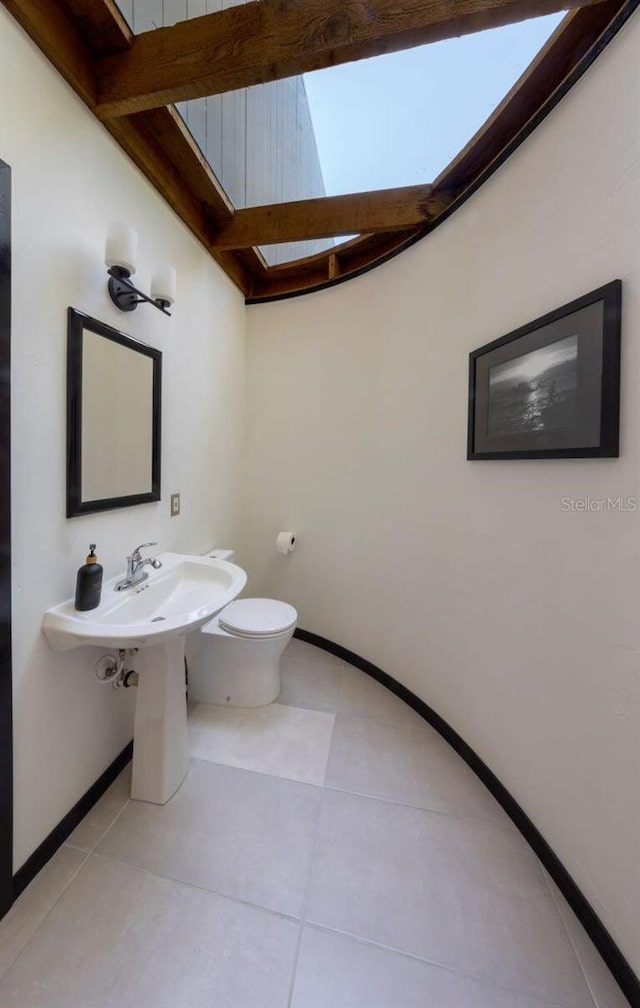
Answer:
2, 0, 98, 106
56, 0, 132, 57
248, 229, 424, 298
210, 185, 453, 249
94, 0, 607, 119
134, 106, 234, 226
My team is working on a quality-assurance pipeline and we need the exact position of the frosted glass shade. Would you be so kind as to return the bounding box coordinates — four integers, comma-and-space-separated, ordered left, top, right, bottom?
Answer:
151, 265, 176, 305
105, 223, 137, 276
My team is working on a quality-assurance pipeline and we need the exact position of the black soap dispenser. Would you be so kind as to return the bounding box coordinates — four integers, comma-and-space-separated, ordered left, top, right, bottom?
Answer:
75, 544, 103, 611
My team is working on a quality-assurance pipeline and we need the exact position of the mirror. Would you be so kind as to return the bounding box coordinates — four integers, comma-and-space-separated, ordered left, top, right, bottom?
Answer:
67, 308, 161, 516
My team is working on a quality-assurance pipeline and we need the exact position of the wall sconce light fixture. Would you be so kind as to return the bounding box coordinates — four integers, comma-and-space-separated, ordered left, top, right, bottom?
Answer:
105, 223, 176, 316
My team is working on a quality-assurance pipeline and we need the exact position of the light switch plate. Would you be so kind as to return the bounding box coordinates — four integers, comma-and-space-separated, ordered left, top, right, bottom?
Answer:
170, 493, 180, 516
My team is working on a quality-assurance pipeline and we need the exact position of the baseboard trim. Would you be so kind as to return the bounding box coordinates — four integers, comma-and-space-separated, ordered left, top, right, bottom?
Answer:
12, 741, 133, 902
294, 628, 640, 1007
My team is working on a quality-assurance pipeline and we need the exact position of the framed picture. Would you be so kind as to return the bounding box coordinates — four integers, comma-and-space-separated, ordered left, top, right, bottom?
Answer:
467, 281, 621, 460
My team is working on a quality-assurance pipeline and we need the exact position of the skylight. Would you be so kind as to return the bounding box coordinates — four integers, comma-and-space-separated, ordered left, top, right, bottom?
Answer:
302, 13, 566, 196
101, 0, 618, 294
114, 2, 565, 210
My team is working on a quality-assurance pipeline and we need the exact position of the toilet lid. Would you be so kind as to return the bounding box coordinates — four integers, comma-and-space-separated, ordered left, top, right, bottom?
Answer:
219, 598, 298, 637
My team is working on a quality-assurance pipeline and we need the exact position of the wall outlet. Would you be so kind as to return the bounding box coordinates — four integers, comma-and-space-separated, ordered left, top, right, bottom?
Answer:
170, 493, 180, 516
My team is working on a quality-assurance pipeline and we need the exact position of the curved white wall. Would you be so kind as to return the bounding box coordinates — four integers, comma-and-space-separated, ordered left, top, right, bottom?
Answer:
243, 14, 640, 971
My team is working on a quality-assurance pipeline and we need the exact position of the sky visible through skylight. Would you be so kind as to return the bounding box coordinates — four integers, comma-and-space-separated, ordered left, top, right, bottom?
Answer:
303, 13, 566, 196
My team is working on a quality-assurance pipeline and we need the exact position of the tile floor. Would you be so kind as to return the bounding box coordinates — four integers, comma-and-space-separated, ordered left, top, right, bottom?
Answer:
0, 639, 628, 1008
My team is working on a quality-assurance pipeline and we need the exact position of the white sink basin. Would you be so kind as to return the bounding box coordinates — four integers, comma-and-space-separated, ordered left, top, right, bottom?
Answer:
43, 553, 247, 652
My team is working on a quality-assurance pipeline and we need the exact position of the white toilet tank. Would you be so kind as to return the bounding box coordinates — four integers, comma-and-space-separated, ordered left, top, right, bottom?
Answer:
205, 548, 235, 563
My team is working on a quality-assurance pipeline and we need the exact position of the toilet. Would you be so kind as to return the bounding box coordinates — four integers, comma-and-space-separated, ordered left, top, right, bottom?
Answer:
188, 550, 297, 707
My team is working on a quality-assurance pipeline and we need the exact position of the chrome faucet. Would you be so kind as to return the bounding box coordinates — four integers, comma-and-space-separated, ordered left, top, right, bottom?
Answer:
114, 542, 163, 592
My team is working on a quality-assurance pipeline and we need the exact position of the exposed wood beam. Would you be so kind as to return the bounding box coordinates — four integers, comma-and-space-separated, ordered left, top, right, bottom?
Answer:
135, 106, 234, 226
95, 0, 607, 118
249, 229, 423, 298
235, 247, 270, 293
103, 115, 217, 246
328, 253, 340, 281
57, 0, 132, 56
1, 0, 97, 107
210, 185, 453, 249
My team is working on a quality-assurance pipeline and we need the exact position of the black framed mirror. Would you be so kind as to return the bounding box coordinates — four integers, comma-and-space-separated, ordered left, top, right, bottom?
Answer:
67, 309, 162, 517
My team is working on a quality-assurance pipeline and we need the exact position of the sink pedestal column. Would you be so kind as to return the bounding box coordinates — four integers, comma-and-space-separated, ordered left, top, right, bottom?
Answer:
131, 637, 188, 804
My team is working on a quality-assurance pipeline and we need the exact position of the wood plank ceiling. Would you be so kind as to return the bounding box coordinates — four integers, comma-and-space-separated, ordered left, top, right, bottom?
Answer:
2, 0, 637, 301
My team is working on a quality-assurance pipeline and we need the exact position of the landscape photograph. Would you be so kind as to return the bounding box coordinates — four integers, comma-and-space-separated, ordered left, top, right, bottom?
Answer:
487, 333, 578, 438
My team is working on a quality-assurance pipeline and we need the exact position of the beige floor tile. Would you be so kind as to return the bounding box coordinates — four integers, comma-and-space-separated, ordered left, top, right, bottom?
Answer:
0, 846, 87, 980
327, 714, 512, 826
291, 927, 566, 1008
97, 759, 321, 917
189, 701, 335, 785
282, 638, 346, 673
338, 667, 427, 728
66, 765, 131, 851
306, 789, 592, 1007
279, 659, 344, 712
542, 869, 630, 1008
0, 855, 298, 1008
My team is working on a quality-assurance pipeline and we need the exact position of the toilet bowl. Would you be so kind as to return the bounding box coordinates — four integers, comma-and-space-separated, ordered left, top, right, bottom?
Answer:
188, 572, 297, 707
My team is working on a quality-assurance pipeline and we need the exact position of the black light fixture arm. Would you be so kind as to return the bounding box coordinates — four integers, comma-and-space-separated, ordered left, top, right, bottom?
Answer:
107, 266, 172, 316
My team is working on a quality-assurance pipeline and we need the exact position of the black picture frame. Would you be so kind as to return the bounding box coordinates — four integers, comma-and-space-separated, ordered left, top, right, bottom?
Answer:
467, 281, 622, 460
67, 309, 162, 516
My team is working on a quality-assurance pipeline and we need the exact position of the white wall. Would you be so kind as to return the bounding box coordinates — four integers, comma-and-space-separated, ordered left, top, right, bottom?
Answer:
244, 14, 640, 971
0, 10, 247, 869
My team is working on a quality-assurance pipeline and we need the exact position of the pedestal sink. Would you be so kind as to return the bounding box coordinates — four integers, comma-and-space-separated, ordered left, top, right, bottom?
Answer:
43, 553, 246, 804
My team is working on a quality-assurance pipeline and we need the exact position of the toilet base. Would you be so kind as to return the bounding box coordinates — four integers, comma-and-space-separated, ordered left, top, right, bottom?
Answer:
188, 627, 294, 707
